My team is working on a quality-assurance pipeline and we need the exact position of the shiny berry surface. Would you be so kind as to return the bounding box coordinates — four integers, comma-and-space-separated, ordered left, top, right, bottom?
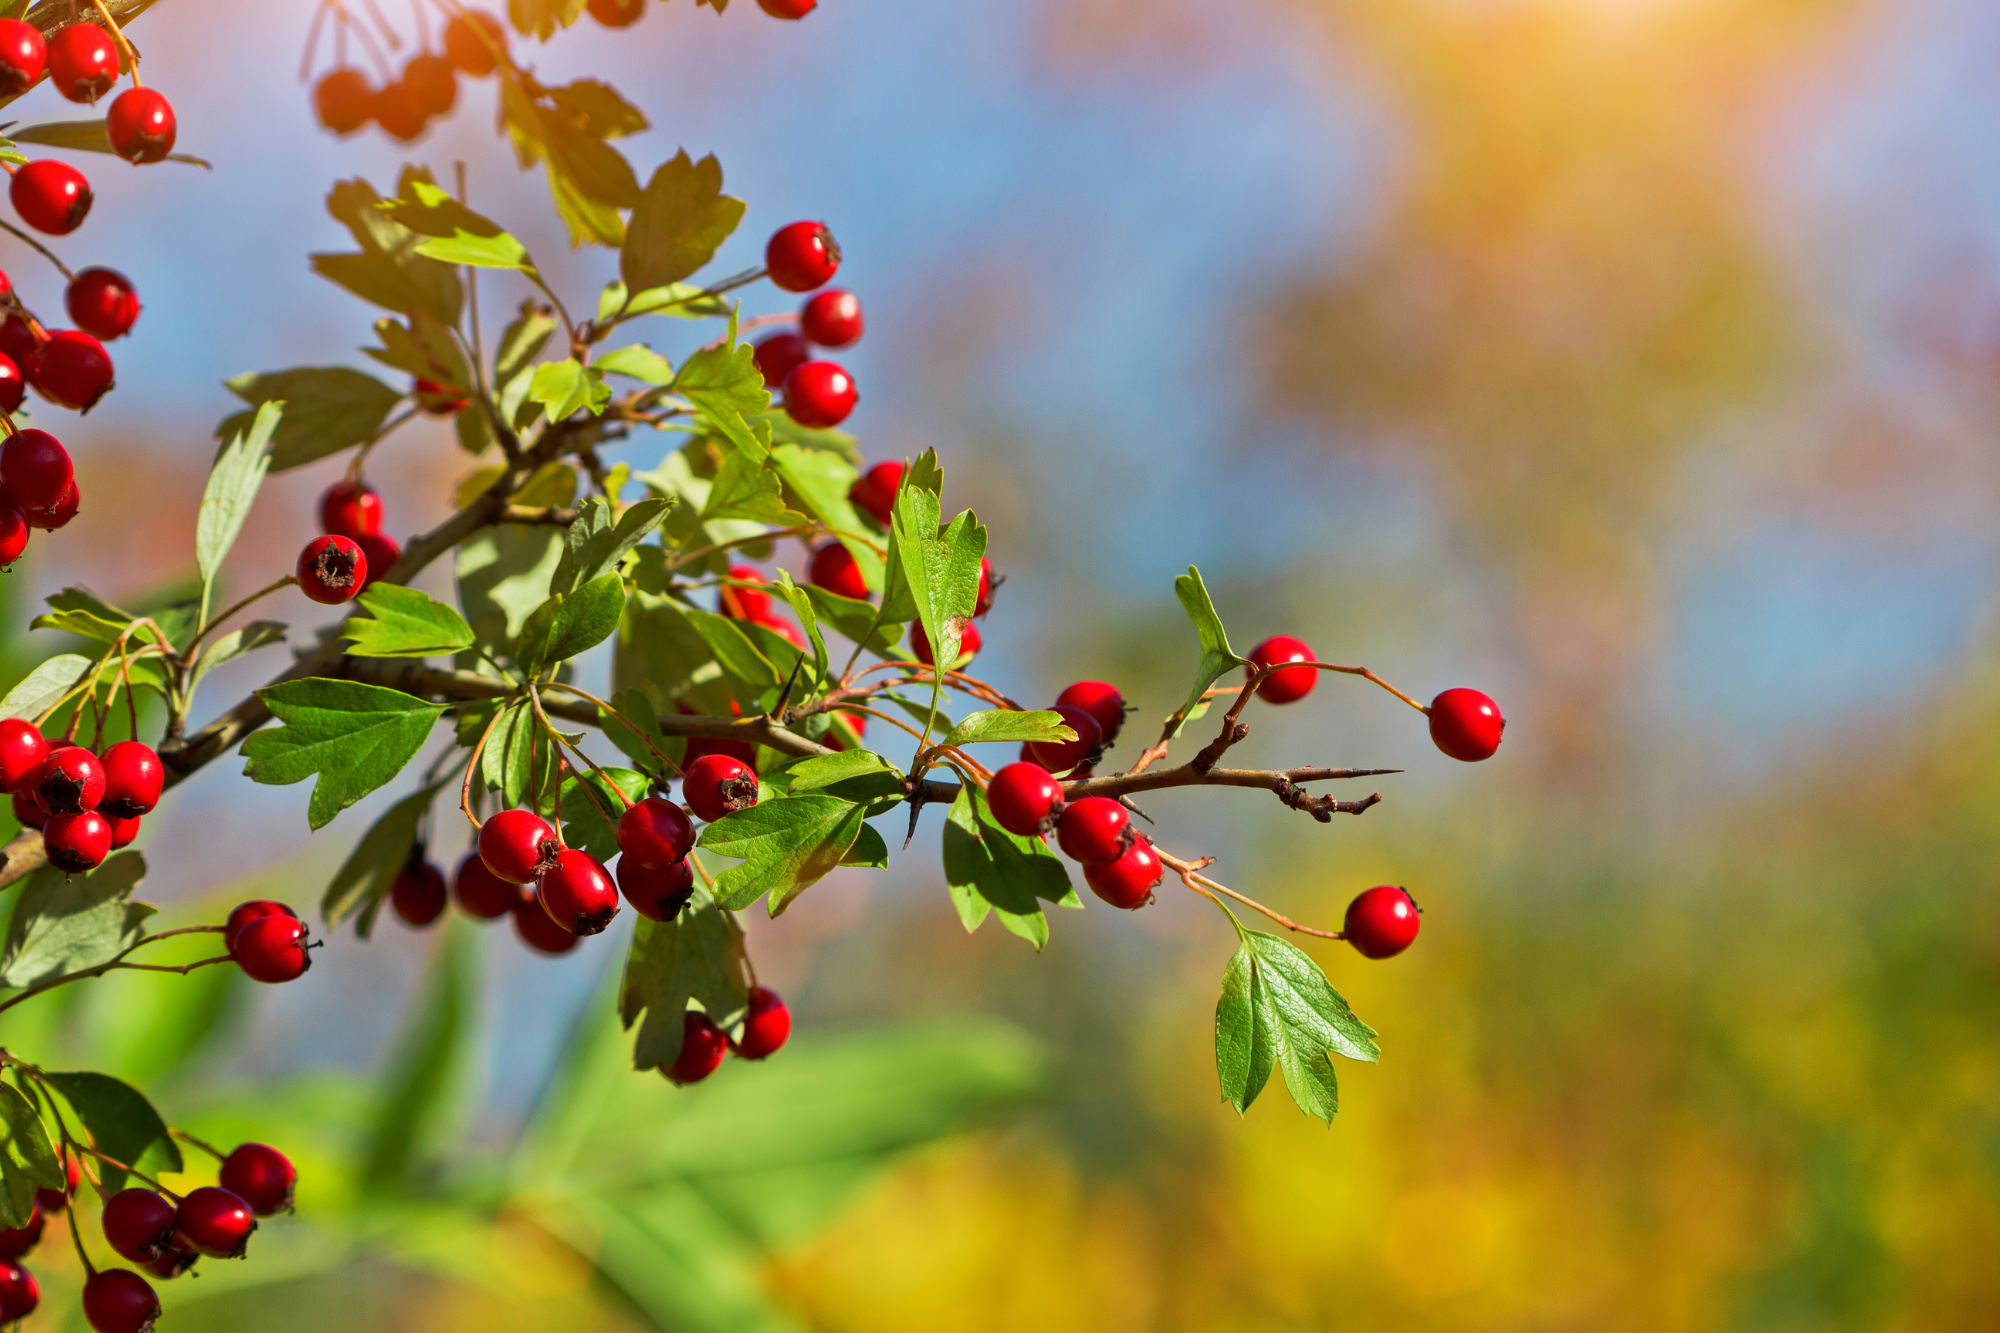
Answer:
986, 762, 1065, 837
5, 424, 80, 507
800, 288, 863, 347
82, 1268, 159, 1333
1055, 680, 1125, 744
758, 0, 818, 15
11, 160, 92, 235
665, 1011, 727, 1084
1084, 834, 1163, 909
224, 899, 294, 950
391, 858, 448, 926
47, 22, 116, 102
29, 329, 113, 409
617, 855, 694, 921
782, 360, 857, 428
479, 808, 561, 883
296, 535, 366, 604
1344, 885, 1421, 959
683, 754, 757, 823
1245, 634, 1318, 705
536, 848, 620, 935
753, 331, 809, 387
45, 808, 110, 872
766, 220, 841, 291
1428, 687, 1505, 762
0, 1208, 40, 1257
66, 268, 140, 340
25, 478, 78, 531
808, 540, 869, 600
230, 913, 312, 983
0, 718, 48, 793
1056, 796, 1133, 865
618, 796, 696, 869
356, 530, 401, 588
731, 985, 791, 1059
719, 564, 773, 620
34, 745, 103, 814
454, 852, 521, 919
0, 352, 22, 413
174, 1186, 257, 1258
102, 1189, 178, 1264
318, 479, 383, 539
98, 740, 162, 818
1024, 704, 1102, 775
218, 1143, 296, 1216
512, 891, 580, 954
0, 1257, 36, 1321
106, 88, 176, 163
0, 494, 27, 567
0, 18, 46, 96
849, 460, 903, 526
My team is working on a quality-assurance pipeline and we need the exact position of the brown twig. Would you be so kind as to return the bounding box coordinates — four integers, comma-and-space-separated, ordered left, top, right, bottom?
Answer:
1157, 849, 1345, 939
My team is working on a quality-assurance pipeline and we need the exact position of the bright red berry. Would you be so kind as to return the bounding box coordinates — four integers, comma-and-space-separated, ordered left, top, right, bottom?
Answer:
985, 762, 1063, 837
453, 852, 521, 919
617, 855, 693, 921
849, 460, 902, 526
536, 848, 620, 935
98, 741, 162, 819
47, 22, 116, 102
974, 556, 998, 617
1055, 796, 1132, 865
0, 493, 27, 567
223, 900, 295, 950
731, 985, 791, 1059
0, 719, 48, 793
479, 808, 561, 883
911, 619, 981, 669
174, 1186, 256, 1258
34, 745, 103, 814
719, 564, 773, 620
65, 268, 140, 341
442, 10, 507, 75
313, 67, 374, 134
0, 352, 23, 413
1428, 688, 1504, 762
11, 160, 92, 235
372, 78, 428, 142
105, 87, 175, 164
1345, 885, 1421, 958
752, 331, 809, 388
808, 540, 869, 600
588, 0, 646, 26
618, 796, 695, 869
758, 0, 817, 20
10, 790, 45, 829
664, 1011, 727, 1084
0, 18, 46, 96
24, 480, 75, 530
83, 1268, 159, 1333
102, 1189, 178, 1264
799, 288, 862, 347
782, 360, 857, 428
0, 1257, 37, 1321
512, 891, 579, 954
1055, 681, 1125, 744
230, 913, 312, 984
31, 329, 114, 410
1084, 834, 1162, 909
356, 530, 401, 588
0, 1207, 40, 1256
0, 313, 35, 366
218, 1143, 295, 1217
1245, 634, 1317, 705
766, 220, 841, 292
1023, 704, 1102, 774
318, 479, 383, 539
107, 812, 139, 848
391, 856, 448, 926
296, 534, 366, 604
402, 52, 457, 116
683, 754, 757, 823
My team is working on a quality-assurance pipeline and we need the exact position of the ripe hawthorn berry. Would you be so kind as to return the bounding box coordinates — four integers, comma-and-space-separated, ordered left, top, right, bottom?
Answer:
45, 808, 111, 872
99, 740, 162, 818
1055, 795, 1132, 865
588, 0, 646, 26
0, 422, 60, 514
808, 540, 869, 600
230, 912, 312, 984
986, 762, 1064, 837
480, 807, 561, 883
32, 329, 115, 410
313, 67, 374, 134
617, 855, 693, 921
0, 1257, 36, 1321
0, 18, 46, 96
106, 87, 176, 163
47, 22, 116, 102
11, 159, 93, 235
66, 267, 140, 340
107, 812, 139, 849
0, 718, 48, 793
174, 1186, 256, 1258
24, 479, 76, 530
1024, 704, 1102, 774
218, 1143, 296, 1216
296, 534, 366, 604
825, 709, 866, 750
0, 352, 23, 413
402, 52, 457, 116
783, 360, 857, 428
664, 1011, 727, 1084
142, 1244, 197, 1279
1055, 681, 1125, 744
974, 556, 998, 617
537, 848, 620, 935
758, 0, 818, 21
753, 331, 809, 388
511, 891, 579, 955
719, 564, 773, 620
102, 1189, 178, 1264
391, 854, 448, 927
683, 754, 757, 823
1428, 687, 1504, 762
0, 312, 35, 365
1084, 834, 1162, 909
1344, 885, 1421, 959
731, 985, 791, 1060
618, 796, 695, 869
766, 221, 841, 292
413, 376, 468, 414
800, 288, 863, 348
356, 530, 401, 588
0, 493, 28, 567
8, 790, 43, 830
911, 619, 981, 669
453, 852, 521, 919
848, 460, 903, 526
223, 899, 294, 950
443, 10, 507, 75
0, 1207, 41, 1256
34, 745, 103, 814
373, 78, 428, 142
318, 479, 383, 539
1245, 634, 1317, 705
83, 1267, 160, 1333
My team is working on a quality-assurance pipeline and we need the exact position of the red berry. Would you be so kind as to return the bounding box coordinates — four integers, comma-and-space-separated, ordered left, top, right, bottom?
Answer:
47, 22, 116, 103
758, 0, 818, 20
616, 855, 693, 921
0, 18, 46, 96
31, 329, 114, 410
588, 0, 646, 26
442, 10, 507, 75
808, 540, 869, 600
105, 88, 175, 164
985, 762, 1064, 837
223, 899, 294, 950
102, 1189, 178, 1264
11, 160, 92, 235
24, 479, 76, 530
618, 796, 695, 869
825, 708, 866, 749
391, 856, 448, 926
318, 479, 383, 539
107, 812, 139, 848
296, 534, 366, 604
0, 492, 27, 566
10, 789, 45, 829
536, 848, 620, 935
313, 67, 374, 135
799, 288, 863, 347
1055, 795, 1132, 865
974, 556, 998, 617
34, 745, 103, 813
402, 52, 457, 116
41, 1146, 81, 1212
766, 220, 841, 292
0, 719, 48, 793
0, 1207, 40, 1256
479, 808, 561, 883
0, 351, 23, 412
1344, 885, 1421, 959
83, 1268, 158, 1333
411, 375, 466, 414
758, 614, 805, 653
98, 740, 162, 818
782, 360, 857, 428
453, 852, 521, 919
911, 619, 982, 669
217, 1143, 295, 1217
141, 1244, 197, 1279
849, 460, 903, 526
1055, 681, 1125, 744
1245, 634, 1317, 705
0, 313, 35, 366
1023, 704, 1102, 775
174, 1186, 256, 1258
730, 985, 791, 1059
664, 1011, 727, 1084
719, 564, 773, 620
1428, 688, 1504, 762
511, 891, 579, 955
230, 912, 312, 984
683, 754, 757, 823
373, 78, 428, 142
356, 530, 401, 588
65, 268, 140, 342
1084, 834, 1163, 909
0, 1257, 37, 1321
752, 331, 809, 388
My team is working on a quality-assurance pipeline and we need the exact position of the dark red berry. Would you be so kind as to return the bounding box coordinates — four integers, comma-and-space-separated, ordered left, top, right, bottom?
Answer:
0, 719, 48, 793
24, 479, 76, 530
808, 540, 869, 600
479, 808, 561, 883
618, 796, 695, 869
825, 708, 866, 749
296, 534, 366, 604
799, 288, 863, 347
107, 812, 139, 849
730, 985, 790, 1059
105, 86, 175, 163
373, 78, 428, 142
683, 754, 757, 823
0, 1207, 40, 1257
217, 1143, 295, 1217
102, 1189, 178, 1264
1084, 834, 1162, 909
511, 891, 579, 954
356, 530, 400, 588
0, 313, 35, 366
664, 1011, 727, 1084
39, 1146, 81, 1212
35, 745, 103, 813
141, 1244, 197, 1279
45, 808, 110, 872
1054, 681, 1124, 744
849, 460, 902, 526
223, 900, 294, 950
1428, 688, 1504, 762
766, 220, 841, 292
753, 331, 809, 388
98, 740, 162, 818
313, 67, 374, 135
66, 268, 140, 340
587, 0, 646, 26
783, 360, 856, 428
536, 848, 620, 935
454, 852, 522, 919
0, 491, 28, 566
47, 22, 116, 102
11, 159, 92, 235
911, 619, 981, 669
1245, 634, 1317, 705
402, 52, 457, 116
1023, 704, 1102, 775
0, 18, 46, 96
2, 429, 74, 510
973, 556, 998, 617
759, 0, 817, 20
391, 856, 448, 926
0, 352, 22, 412
719, 564, 773, 620
443, 10, 507, 75
985, 762, 1063, 837
1055, 796, 1132, 865
0, 1257, 37, 1321
412, 376, 467, 414
1345, 885, 1421, 959
230, 913, 312, 984
174, 1186, 256, 1258
10, 789, 45, 829
83, 1268, 159, 1333
32, 329, 114, 410
617, 855, 693, 921
318, 479, 383, 539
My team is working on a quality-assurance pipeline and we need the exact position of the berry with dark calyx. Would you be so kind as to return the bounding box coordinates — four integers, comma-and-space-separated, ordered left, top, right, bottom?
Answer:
759, 0, 818, 16
34, 745, 104, 814
99, 740, 162, 818
356, 530, 401, 589
32, 329, 115, 410
753, 331, 809, 388
808, 540, 869, 600
1245, 634, 1318, 705
616, 855, 693, 921
66, 267, 140, 340
230, 912, 312, 984
223, 899, 295, 950
479, 808, 562, 883
5, 425, 80, 506
1055, 681, 1125, 745
730, 985, 790, 1060
618, 796, 695, 869
218, 1143, 295, 1217
1055, 795, 1133, 865
174, 1186, 256, 1258
372, 78, 428, 142
443, 10, 507, 75
588, 0, 646, 26
1084, 834, 1162, 909
313, 67, 374, 134
102, 1189, 178, 1264
536, 848, 620, 935
10, 790, 44, 829
911, 619, 981, 669
973, 556, 999, 617
107, 812, 139, 849
106, 87, 175, 163
985, 762, 1064, 837
11, 158, 93, 235
782, 360, 857, 428
800, 288, 863, 347
142, 1244, 197, 1280
47, 22, 116, 102
318, 479, 383, 539
0, 718, 48, 793
0, 493, 27, 567
1024, 704, 1102, 775
83, 1268, 159, 1333
1428, 687, 1505, 762
849, 460, 903, 526
664, 1011, 727, 1084
455, 852, 523, 919
296, 534, 366, 604
0, 1207, 40, 1256
1345, 885, 1421, 958
0, 351, 22, 412
402, 52, 457, 116
766, 220, 841, 292
391, 855, 448, 926
683, 754, 757, 823
25, 479, 78, 530
512, 891, 579, 955
412, 376, 468, 414
719, 564, 773, 620
0, 1257, 36, 1321
0, 18, 46, 96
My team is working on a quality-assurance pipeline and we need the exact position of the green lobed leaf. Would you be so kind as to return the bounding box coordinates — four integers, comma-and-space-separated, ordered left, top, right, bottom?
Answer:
0, 654, 90, 720
550, 495, 672, 597
1215, 943, 1275, 1115
802, 584, 903, 656
598, 280, 730, 322
323, 785, 439, 934
241, 680, 448, 830
0, 853, 155, 989
674, 342, 771, 461
593, 343, 674, 384
527, 358, 611, 421
495, 303, 559, 385
341, 585, 477, 659
313, 177, 464, 327
197, 400, 281, 614
701, 449, 807, 526
558, 766, 650, 863
784, 748, 896, 793
766, 570, 830, 682
619, 880, 749, 1070
888, 454, 988, 733
221, 368, 400, 473
1168, 566, 1246, 738
545, 78, 648, 139
0, 1082, 61, 1228
518, 571, 626, 676
384, 177, 535, 270
941, 787, 1046, 949
699, 795, 868, 915
1217, 931, 1380, 1122
43, 1070, 183, 1194
619, 150, 746, 298
943, 709, 1074, 749
365, 312, 473, 390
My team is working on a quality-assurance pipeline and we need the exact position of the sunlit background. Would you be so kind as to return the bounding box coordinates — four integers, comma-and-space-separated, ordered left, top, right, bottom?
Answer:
5, 0, 2000, 1326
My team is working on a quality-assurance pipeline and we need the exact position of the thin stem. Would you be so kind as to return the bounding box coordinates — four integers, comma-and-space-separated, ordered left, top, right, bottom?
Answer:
170, 1127, 227, 1161
1157, 850, 1344, 939
539, 681, 682, 776
531, 686, 630, 813
191, 575, 298, 651
460, 697, 513, 828
0, 220, 73, 281
90, 0, 142, 84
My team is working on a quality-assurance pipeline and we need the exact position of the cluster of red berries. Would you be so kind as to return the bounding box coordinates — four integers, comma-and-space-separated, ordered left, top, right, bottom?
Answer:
296, 478, 398, 606
0, 1150, 79, 1326
1, 722, 161, 871
222, 901, 316, 983
1, 263, 133, 419
0, 424, 80, 564
312, 9, 501, 143
754, 223, 859, 430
